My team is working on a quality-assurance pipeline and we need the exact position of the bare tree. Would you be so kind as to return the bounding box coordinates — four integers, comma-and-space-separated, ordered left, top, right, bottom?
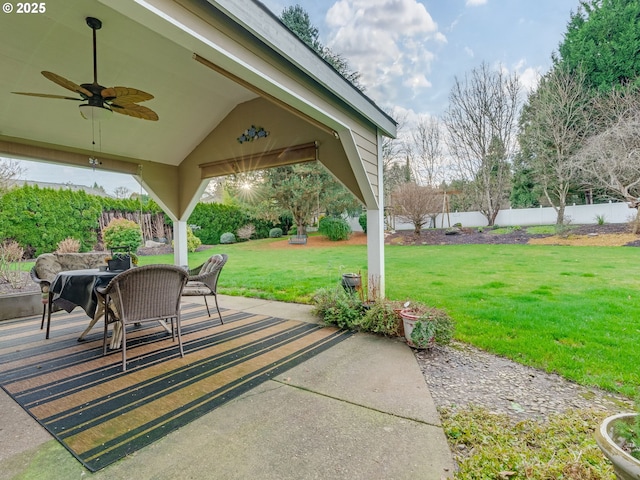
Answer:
443, 62, 521, 226
519, 67, 591, 224
392, 182, 442, 235
574, 86, 640, 232
407, 116, 446, 187
113, 186, 131, 199
0, 158, 24, 192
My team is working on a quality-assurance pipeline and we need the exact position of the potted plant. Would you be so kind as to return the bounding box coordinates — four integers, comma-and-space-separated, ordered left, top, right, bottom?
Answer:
595, 407, 640, 480
399, 302, 454, 349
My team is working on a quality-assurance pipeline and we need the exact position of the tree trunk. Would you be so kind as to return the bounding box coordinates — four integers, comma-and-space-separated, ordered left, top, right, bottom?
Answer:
297, 223, 307, 236
633, 207, 640, 234
556, 204, 565, 225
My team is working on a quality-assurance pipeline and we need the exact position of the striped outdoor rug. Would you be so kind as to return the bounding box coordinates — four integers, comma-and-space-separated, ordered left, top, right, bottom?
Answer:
0, 304, 352, 472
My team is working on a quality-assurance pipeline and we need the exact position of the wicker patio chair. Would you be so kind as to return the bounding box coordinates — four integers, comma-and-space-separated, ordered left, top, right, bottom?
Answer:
183, 254, 227, 324
96, 264, 188, 372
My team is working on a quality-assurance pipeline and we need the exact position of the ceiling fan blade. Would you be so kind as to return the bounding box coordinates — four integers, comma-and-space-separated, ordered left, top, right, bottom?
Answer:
12, 92, 82, 100
111, 103, 159, 121
102, 87, 153, 103
41, 71, 93, 98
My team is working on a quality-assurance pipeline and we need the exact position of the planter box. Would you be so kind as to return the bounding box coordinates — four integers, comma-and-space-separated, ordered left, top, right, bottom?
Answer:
0, 292, 42, 321
108, 257, 131, 272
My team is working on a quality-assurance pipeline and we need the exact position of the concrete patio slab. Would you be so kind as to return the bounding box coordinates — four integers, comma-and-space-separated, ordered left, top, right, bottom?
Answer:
0, 297, 454, 480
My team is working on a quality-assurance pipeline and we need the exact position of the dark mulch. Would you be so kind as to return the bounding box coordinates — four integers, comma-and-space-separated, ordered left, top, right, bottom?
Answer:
386, 223, 636, 246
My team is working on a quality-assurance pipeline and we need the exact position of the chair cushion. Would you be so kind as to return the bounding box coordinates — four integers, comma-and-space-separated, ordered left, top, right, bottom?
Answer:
34, 252, 109, 284
199, 254, 224, 275
182, 284, 212, 296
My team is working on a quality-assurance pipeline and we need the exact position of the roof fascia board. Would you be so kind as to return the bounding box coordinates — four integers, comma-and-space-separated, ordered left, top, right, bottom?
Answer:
210, 0, 396, 138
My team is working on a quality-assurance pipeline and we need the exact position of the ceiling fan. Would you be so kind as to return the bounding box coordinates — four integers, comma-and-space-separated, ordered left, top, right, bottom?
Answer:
12, 17, 158, 121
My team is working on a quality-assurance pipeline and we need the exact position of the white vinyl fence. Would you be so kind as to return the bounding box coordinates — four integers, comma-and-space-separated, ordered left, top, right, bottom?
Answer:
350, 202, 636, 232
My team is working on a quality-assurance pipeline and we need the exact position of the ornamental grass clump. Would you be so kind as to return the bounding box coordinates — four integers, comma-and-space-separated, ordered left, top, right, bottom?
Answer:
55, 237, 81, 253
0, 240, 26, 289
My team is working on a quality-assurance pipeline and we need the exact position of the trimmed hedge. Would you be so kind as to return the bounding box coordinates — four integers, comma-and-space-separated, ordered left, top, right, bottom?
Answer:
0, 185, 102, 257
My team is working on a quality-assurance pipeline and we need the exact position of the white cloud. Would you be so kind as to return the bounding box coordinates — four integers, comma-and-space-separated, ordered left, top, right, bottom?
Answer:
464, 46, 474, 58
466, 0, 488, 6
325, 0, 445, 107
512, 59, 542, 92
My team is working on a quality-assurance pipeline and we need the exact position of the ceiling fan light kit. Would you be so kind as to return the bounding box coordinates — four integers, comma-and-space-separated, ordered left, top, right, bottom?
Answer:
79, 104, 112, 121
11, 17, 158, 121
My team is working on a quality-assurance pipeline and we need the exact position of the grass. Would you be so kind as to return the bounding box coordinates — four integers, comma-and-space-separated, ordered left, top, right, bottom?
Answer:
16, 239, 640, 396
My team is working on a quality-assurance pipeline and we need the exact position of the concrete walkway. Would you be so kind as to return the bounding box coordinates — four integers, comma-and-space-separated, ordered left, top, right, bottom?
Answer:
0, 296, 454, 480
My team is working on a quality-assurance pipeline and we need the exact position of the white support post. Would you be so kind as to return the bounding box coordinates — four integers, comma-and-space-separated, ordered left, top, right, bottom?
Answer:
173, 220, 189, 268
367, 208, 385, 299
366, 130, 385, 299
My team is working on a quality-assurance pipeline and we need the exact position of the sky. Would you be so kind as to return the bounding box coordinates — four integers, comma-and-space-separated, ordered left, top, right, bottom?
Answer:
9, 0, 581, 194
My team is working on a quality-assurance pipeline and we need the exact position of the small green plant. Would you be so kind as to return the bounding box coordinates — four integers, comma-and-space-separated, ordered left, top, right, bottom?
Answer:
171, 226, 202, 252
477, 226, 484, 233
360, 299, 403, 336
102, 218, 143, 253
312, 286, 363, 329
405, 302, 455, 347
613, 397, 640, 460
269, 227, 283, 238
220, 232, 236, 244
596, 214, 606, 225
55, 237, 81, 253
318, 216, 352, 241
359, 213, 367, 233
410, 319, 437, 348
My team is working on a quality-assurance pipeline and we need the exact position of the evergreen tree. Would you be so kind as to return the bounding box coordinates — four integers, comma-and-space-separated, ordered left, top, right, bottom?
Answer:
555, 0, 640, 91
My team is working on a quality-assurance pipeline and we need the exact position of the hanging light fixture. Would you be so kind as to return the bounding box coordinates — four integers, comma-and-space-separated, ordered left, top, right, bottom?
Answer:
79, 103, 112, 121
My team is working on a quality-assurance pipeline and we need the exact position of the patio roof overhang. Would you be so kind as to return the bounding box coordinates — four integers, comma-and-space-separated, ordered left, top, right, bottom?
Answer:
0, 0, 396, 293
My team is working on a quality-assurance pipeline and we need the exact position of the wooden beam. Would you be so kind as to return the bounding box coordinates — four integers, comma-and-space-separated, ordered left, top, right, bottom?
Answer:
199, 141, 317, 179
0, 137, 140, 175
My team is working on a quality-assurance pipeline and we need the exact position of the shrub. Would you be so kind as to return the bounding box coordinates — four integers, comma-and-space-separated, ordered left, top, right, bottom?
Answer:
358, 213, 367, 233
290, 225, 298, 235
187, 226, 202, 252
318, 216, 351, 241
596, 214, 606, 225
171, 226, 202, 252
269, 228, 283, 238
220, 232, 236, 244
56, 237, 81, 253
360, 299, 402, 336
102, 218, 143, 253
312, 286, 363, 329
237, 224, 255, 241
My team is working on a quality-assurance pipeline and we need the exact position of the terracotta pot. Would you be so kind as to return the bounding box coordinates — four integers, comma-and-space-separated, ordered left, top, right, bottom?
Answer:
595, 413, 640, 480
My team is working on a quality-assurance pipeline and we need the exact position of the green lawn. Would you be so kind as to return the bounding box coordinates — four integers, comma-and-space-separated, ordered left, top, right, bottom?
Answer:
140, 238, 640, 397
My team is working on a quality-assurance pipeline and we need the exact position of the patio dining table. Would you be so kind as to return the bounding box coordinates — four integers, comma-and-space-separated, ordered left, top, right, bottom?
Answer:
48, 268, 119, 341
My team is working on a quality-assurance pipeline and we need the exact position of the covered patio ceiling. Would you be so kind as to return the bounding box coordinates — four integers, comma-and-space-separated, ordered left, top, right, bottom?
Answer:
0, 0, 396, 293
